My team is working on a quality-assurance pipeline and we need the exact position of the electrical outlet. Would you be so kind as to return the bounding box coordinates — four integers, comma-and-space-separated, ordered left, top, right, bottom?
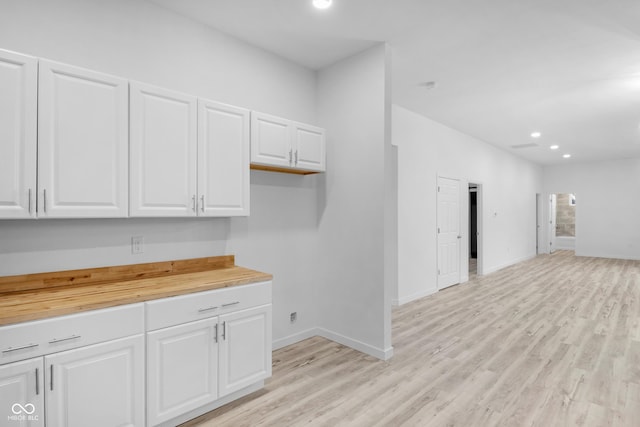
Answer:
131, 236, 144, 254
290, 312, 297, 323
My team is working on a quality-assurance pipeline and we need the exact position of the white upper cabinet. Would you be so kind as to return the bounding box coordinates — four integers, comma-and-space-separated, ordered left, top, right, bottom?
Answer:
250, 111, 325, 174
130, 82, 197, 217
292, 121, 326, 172
0, 49, 37, 219
250, 112, 292, 169
198, 99, 250, 217
38, 60, 129, 218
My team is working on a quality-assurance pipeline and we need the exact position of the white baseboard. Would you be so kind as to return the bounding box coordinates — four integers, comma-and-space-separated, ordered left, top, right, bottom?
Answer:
316, 327, 394, 360
575, 252, 640, 261
274, 327, 393, 361
483, 253, 537, 275
272, 328, 319, 350
394, 287, 438, 306
157, 381, 264, 427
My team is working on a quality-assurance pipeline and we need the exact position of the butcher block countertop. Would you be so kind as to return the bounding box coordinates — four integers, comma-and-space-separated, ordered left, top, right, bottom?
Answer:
0, 255, 272, 327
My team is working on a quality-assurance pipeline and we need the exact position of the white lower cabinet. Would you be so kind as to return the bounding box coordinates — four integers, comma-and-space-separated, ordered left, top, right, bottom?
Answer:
0, 282, 272, 427
146, 281, 272, 426
146, 318, 219, 426
0, 357, 44, 427
45, 335, 145, 427
219, 305, 272, 397
0, 335, 144, 427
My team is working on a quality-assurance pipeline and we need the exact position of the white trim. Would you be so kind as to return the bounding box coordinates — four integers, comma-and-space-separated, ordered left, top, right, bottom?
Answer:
273, 328, 394, 361
483, 254, 537, 275
575, 252, 640, 261
316, 327, 394, 361
272, 328, 319, 350
394, 287, 438, 306
156, 381, 264, 427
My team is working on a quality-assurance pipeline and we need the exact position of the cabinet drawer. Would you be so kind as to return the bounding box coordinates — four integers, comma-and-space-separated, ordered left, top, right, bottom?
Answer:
0, 303, 144, 365
146, 281, 272, 331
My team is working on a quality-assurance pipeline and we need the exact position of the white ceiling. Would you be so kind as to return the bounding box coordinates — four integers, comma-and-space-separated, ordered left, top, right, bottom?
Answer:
150, 0, 640, 165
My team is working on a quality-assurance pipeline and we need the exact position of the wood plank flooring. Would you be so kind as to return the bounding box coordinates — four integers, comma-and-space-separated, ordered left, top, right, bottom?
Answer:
183, 251, 640, 426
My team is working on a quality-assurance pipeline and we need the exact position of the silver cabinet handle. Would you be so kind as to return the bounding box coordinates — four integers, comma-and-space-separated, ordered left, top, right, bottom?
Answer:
222, 321, 226, 340
214, 323, 219, 343
289, 149, 293, 164
192, 195, 196, 212
200, 195, 205, 212
48, 334, 81, 344
28, 188, 32, 214
43, 189, 47, 213
2, 343, 38, 353
295, 150, 298, 165
198, 306, 218, 313
35, 368, 39, 395
222, 301, 240, 308
50, 365, 53, 391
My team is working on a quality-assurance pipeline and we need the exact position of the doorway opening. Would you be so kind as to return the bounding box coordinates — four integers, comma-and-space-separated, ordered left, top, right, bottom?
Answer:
549, 193, 576, 253
468, 183, 483, 278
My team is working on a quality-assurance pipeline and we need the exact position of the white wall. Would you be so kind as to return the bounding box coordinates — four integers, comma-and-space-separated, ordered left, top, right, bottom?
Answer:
543, 158, 640, 260
316, 45, 394, 359
394, 105, 543, 304
0, 0, 319, 346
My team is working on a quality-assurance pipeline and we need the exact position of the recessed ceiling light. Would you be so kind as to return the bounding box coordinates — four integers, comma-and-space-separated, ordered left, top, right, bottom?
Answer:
550, 145, 559, 150
530, 132, 541, 138
563, 154, 571, 158
312, 0, 332, 9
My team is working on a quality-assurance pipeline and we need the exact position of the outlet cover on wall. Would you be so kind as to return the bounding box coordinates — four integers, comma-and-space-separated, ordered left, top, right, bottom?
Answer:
131, 236, 144, 254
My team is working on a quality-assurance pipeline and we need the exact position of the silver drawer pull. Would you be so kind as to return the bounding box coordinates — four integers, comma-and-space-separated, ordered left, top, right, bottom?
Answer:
198, 306, 218, 313
2, 343, 39, 353
222, 301, 240, 308
48, 335, 81, 344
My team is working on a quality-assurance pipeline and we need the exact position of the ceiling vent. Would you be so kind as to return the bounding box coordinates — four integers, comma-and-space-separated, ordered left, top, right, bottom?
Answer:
510, 143, 539, 149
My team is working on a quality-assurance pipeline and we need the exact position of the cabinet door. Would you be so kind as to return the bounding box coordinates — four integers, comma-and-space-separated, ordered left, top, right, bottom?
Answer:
292, 122, 326, 172
130, 82, 197, 217
250, 112, 292, 168
38, 60, 128, 218
0, 358, 44, 427
0, 50, 37, 219
198, 99, 250, 217
45, 334, 144, 427
146, 318, 218, 426
219, 304, 272, 397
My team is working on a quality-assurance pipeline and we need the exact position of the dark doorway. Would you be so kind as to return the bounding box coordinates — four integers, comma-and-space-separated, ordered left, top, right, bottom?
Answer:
469, 187, 478, 258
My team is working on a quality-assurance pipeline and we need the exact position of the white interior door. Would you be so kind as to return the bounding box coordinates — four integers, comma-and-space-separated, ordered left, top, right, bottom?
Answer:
437, 177, 461, 289
549, 194, 557, 254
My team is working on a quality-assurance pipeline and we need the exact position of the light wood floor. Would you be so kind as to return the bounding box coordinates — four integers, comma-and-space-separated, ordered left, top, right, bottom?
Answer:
183, 251, 640, 426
